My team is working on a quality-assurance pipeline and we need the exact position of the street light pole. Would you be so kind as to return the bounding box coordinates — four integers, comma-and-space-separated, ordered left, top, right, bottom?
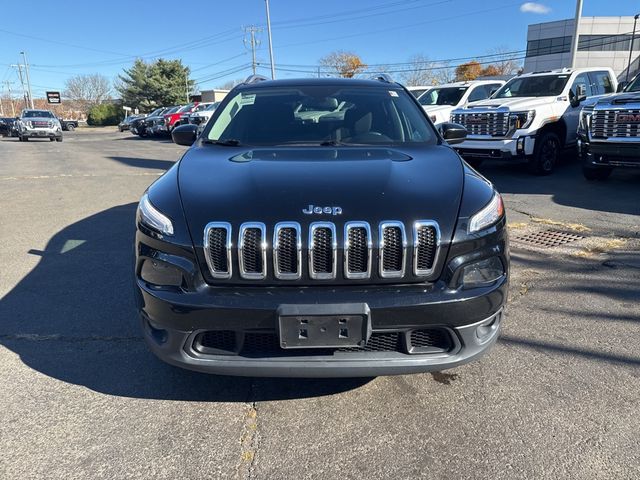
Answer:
264, 0, 276, 79
626, 14, 640, 83
20, 51, 34, 109
569, 0, 583, 69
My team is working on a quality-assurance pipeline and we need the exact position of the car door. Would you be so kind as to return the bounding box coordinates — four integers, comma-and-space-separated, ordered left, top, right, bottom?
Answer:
564, 73, 592, 146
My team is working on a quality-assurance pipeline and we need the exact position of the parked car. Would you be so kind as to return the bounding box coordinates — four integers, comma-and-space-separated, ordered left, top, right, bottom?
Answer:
134, 107, 174, 137
59, 119, 79, 131
177, 102, 212, 128
188, 102, 219, 133
406, 85, 432, 99
419, 80, 505, 125
135, 75, 508, 377
0, 117, 18, 137
451, 68, 616, 174
578, 73, 640, 180
16, 109, 63, 142
130, 108, 167, 137
162, 103, 197, 133
119, 114, 143, 132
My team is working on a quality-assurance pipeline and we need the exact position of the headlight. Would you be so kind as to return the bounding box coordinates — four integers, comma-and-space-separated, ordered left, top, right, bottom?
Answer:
138, 194, 174, 235
579, 109, 593, 133
468, 192, 504, 233
509, 111, 535, 130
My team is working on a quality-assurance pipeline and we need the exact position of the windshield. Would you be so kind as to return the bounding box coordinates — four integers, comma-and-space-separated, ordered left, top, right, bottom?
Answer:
419, 87, 467, 106
22, 110, 54, 118
164, 106, 180, 115
177, 104, 195, 113
409, 88, 428, 98
494, 74, 570, 98
624, 75, 640, 92
206, 85, 436, 146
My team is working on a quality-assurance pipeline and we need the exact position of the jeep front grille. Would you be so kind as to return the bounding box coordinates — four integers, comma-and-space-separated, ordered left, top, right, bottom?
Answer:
591, 109, 640, 139
451, 112, 510, 137
203, 221, 440, 282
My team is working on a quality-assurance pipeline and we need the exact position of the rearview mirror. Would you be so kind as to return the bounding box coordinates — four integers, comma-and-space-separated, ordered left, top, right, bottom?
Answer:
439, 122, 467, 145
171, 124, 198, 146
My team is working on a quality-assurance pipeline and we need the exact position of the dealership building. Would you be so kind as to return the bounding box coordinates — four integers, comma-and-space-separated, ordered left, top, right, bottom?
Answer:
524, 16, 640, 80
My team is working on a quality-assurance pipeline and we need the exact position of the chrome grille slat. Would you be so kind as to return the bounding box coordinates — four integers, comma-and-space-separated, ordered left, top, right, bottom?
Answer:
203, 222, 232, 279
273, 222, 302, 280
344, 222, 372, 279
379, 221, 407, 278
309, 222, 337, 280
238, 223, 266, 280
413, 221, 440, 276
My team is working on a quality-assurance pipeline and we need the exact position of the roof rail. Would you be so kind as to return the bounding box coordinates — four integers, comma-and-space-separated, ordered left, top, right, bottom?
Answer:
372, 73, 393, 83
243, 74, 269, 84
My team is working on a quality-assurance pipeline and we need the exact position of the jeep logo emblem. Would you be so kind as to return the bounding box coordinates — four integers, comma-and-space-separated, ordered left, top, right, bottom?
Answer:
302, 204, 343, 216
615, 113, 640, 124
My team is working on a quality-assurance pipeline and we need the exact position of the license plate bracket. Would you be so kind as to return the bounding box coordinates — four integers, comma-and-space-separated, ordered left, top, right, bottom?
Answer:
277, 303, 371, 349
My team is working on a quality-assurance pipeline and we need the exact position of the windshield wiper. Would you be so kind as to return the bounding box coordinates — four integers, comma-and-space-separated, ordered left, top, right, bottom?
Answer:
204, 139, 242, 146
319, 140, 347, 146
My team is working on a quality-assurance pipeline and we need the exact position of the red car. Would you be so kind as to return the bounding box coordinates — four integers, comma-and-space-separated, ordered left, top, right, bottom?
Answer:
163, 102, 199, 132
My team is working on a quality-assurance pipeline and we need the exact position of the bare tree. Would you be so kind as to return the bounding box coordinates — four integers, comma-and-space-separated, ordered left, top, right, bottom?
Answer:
319, 51, 367, 78
398, 55, 437, 86
63, 74, 112, 109
217, 78, 244, 90
487, 47, 521, 75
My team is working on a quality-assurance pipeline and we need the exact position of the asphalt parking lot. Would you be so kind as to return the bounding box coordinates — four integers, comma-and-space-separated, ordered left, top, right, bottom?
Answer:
1, 129, 639, 479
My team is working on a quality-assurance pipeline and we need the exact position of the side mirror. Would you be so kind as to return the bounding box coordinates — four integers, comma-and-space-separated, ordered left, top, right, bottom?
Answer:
171, 124, 198, 146
617, 81, 627, 93
439, 122, 467, 145
571, 84, 587, 107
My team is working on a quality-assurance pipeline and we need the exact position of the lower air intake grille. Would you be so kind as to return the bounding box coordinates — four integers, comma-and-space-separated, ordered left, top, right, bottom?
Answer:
409, 328, 452, 353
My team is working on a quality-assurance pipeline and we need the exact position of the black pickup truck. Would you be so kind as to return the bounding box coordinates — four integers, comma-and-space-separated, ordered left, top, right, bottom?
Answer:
134, 75, 508, 377
578, 75, 640, 180
58, 119, 79, 131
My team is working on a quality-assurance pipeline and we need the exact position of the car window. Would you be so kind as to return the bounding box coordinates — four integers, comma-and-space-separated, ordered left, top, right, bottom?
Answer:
419, 87, 468, 106
570, 73, 592, 98
589, 71, 614, 95
467, 86, 489, 102
494, 75, 570, 98
206, 85, 436, 146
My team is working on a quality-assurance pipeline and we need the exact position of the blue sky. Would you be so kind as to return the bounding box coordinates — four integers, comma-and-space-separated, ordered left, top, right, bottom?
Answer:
0, 0, 637, 98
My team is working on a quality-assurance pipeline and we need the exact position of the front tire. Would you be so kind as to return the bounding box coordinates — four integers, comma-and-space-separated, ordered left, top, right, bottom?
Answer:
21, 136, 29, 142
583, 166, 612, 181
529, 132, 560, 175
50, 137, 55, 142
55, 137, 63, 142
67, 125, 75, 131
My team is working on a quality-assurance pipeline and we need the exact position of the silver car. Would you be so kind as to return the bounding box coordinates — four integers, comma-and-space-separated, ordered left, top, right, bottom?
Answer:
17, 109, 63, 142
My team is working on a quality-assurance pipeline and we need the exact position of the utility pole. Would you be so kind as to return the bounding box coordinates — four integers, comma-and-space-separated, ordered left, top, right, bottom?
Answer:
21, 51, 34, 109
4, 81, 16, 116
244, 26, 262, 75
264, 0, 276, 79
626, 14, 640, 83
569, 0, 583, 69
185, 72, 189, 103
11, 63, 29, 109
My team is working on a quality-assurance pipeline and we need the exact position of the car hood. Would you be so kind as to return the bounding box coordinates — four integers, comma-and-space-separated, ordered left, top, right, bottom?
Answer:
591, 92, 640, 108
178, 145, 465, 247
458, 96, 554, 111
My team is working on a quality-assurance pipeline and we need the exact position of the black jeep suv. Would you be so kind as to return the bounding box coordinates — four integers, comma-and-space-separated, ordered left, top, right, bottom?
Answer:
134, 76, 509, 377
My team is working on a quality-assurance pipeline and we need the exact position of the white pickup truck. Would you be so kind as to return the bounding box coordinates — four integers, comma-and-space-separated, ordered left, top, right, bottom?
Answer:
451, 68, 617, 174
419, 80, 505, 125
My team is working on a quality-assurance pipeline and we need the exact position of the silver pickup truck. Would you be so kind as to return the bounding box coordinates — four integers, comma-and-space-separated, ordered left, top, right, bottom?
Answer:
17, 109, 63, 142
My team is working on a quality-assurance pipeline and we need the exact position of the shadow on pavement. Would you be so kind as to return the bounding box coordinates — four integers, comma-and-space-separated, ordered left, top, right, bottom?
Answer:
0, 203, 370, 401
474, 158, 640, 217
115, 135, 174, 144
108, 156, 176, 170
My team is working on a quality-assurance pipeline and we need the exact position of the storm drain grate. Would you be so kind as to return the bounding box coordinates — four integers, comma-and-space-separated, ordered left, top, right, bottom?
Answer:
513, 229, 585, 248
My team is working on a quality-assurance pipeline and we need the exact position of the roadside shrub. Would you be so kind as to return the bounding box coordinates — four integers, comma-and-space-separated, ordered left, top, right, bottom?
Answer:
86, 103, 124, 126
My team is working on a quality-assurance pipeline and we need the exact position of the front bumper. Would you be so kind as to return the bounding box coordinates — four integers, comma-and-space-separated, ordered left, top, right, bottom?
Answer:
20, 128, 61, 138
454, 136, 535, 160
579, 135, 640, 169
